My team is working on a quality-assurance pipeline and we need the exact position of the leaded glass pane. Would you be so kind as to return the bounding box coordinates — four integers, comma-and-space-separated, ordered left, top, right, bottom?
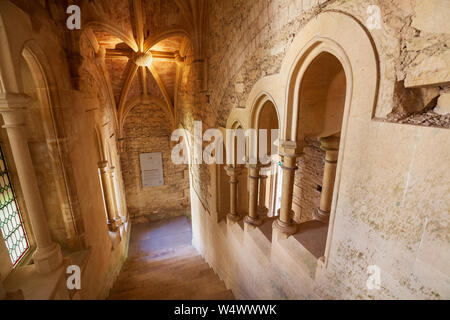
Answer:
0, 144, 29, 266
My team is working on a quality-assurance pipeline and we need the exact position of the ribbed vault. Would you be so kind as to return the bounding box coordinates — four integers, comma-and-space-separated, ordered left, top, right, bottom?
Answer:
79, 0, 206, 136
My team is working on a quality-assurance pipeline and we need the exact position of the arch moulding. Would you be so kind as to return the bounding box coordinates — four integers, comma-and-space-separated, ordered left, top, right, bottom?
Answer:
279, 10, 379, 267
224, 10, 380, 268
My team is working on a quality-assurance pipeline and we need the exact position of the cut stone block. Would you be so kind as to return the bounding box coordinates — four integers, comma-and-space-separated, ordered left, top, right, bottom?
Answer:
434, 93, 450, 115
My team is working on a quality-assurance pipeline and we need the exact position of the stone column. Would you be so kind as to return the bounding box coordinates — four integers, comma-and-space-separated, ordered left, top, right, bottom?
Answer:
109, 166, 123, 226
273, 141, 299, 236
98, 161, 120, 231
225, 165, 242, 222
0, 93, 62, 274
244, 164, 262, 227
257, 167, 269, 219
314, 135, 340, 223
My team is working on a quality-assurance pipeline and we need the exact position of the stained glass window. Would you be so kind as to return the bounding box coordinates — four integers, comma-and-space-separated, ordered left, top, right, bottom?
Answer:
0, 144, 29, 266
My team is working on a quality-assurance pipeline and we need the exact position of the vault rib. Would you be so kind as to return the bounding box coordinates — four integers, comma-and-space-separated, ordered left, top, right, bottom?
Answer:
132, 0, 145, 52
149, 65, 175, 127
118, 63, 139, 124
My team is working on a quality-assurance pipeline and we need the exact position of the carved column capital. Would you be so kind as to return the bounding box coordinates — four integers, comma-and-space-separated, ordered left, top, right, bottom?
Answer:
278, 140, 302, 158
224, 165, 242, 178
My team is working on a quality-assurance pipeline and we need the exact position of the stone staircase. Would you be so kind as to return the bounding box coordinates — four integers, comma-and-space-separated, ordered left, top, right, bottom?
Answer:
108, 217, 234, 300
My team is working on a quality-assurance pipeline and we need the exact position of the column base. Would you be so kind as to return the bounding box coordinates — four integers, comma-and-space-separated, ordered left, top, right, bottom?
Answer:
313, 208, 330, 223
33, 242, 63, 274
257, 207, 268, 218
244, 214, 263, 227
227, 213, 241, 223
272, 217, 297, 237
107, 218, 123, 231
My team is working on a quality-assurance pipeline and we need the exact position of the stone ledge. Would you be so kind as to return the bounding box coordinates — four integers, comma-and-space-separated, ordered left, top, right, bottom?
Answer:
3, 258, 71, 300
66, 248, 91, 300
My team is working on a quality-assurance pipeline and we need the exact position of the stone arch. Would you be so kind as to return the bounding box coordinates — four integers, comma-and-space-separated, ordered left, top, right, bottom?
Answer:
249, 94, 280, 162
281, 11, 379, 143
84, 21, 138, 52
279, 11, 379, 266
249, 93, 280, 130
296, 52, 346, 141
21, 40, 85, 249
143, 29, 192, 54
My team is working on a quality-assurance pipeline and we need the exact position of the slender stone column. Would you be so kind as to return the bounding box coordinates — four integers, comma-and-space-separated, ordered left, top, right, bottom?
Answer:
225, 165, 242, 222
109, 166, 123, 226
257, 167, 269, 218
98, 161, 120, 231
244, 164, 262, 226
314, 135, 340, 223
0, 93, 62, 274
273, 141, 299, 236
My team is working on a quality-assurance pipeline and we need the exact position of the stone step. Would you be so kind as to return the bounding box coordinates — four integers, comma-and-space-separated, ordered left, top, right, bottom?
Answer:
118, 255, 205, 279
107, 217, 234, 300
126, 244, 198, 263
110, 271, 227, 300
112, 261, 213, 292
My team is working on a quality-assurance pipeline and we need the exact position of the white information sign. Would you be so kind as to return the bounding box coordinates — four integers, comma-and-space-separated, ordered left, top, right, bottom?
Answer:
139, 152, 164, 187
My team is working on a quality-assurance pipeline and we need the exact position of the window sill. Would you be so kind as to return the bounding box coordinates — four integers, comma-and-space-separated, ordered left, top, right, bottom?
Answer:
3, 258, 70, 300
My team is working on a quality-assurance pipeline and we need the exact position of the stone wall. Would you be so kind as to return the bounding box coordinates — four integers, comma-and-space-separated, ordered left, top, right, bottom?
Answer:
0, 0, 130, 299
188, 0, 450, 300
293, 138, 325, 223
120, 104, 190, 221
204, 0, 450, 126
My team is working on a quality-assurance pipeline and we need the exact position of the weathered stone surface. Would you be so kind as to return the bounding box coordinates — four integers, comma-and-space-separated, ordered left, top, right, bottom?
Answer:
120, 104, 190, 219
411, 0, 450, 34
434, 93, 450, 115
404, 50, 450, 87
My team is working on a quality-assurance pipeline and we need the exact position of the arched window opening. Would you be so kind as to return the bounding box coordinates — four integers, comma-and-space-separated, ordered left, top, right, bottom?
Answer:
0, 145, 29, 266
256, 101, 280, 219
293, 52, 346, 259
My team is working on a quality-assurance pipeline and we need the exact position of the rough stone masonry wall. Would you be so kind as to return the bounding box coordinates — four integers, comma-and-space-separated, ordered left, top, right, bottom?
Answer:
293, 138, 325, 223
121, 104, 190, 221
205, 0, 450, 127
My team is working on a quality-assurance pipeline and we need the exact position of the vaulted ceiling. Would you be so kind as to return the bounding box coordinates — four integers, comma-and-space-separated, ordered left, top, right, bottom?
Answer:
79, 0, 206, 135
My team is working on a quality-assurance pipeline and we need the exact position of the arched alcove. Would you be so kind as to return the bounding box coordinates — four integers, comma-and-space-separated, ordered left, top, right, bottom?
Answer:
297, 52, 346, 141
290, 51, 347, 259
255, 100, 281, 218
19, 45, 84, 249
233, 124, 248, 218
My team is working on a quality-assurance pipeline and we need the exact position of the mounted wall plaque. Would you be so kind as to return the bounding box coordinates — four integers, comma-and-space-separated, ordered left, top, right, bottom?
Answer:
139, 152, 164, 188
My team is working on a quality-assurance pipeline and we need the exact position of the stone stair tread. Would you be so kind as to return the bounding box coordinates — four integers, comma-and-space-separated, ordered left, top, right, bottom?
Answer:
117, 256, 206, 280
107, 217, 235, 300
110, 269, 227, 300
112, 262, 214, 291
125, 245, 198, 264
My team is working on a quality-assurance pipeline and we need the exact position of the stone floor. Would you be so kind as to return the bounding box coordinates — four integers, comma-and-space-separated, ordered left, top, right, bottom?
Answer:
108, 216, 234, 300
